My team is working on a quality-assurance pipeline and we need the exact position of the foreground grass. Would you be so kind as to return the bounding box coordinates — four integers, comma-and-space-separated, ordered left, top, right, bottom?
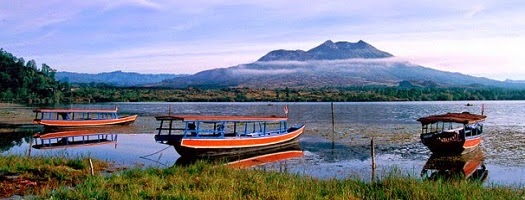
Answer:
1, 155, 524, 199
0, 154, 110, 198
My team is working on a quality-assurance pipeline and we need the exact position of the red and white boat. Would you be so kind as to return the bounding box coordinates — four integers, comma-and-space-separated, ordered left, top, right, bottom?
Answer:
154, 114, 305, 157
33, 107, 137, 131
417, 112, 486, 155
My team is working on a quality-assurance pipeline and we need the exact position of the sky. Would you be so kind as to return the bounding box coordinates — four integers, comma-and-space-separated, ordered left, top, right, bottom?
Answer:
1, 0, 524, 80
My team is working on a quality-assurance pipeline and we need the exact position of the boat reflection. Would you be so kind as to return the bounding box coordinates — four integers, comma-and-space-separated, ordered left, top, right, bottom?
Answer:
421, 148, 488, 182
175, 141, 303, 169
32, 129, 118, 150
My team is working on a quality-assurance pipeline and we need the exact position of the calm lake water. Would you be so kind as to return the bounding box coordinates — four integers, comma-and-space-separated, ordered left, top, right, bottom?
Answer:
2, 101, 525, 187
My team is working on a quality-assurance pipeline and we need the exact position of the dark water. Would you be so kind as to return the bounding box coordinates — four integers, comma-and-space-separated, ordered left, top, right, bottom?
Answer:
2, 101, 525, 187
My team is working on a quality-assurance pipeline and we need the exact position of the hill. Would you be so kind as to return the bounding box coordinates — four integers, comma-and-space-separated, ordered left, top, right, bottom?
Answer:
55, 71, 187, 87
0, 49, 66, 103
158, 40, 524, 89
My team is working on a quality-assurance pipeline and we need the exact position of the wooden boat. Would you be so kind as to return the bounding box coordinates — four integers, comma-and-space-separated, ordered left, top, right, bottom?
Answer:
32, 130, 118, 149
417, 112, 486, 155
33, 107, 137, 131
421, 148, 488, 182
154, 115, 305, 157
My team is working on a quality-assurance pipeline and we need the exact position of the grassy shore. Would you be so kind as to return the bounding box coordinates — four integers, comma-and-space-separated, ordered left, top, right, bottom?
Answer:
1, 155, 524, 199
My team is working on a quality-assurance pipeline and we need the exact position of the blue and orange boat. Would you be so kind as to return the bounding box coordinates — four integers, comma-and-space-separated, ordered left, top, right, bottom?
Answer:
154, 114, 305, 157
33, 107, 137, 131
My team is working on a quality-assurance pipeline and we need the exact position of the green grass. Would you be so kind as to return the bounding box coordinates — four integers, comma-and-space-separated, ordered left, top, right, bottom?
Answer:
0, 154, 109, 198
1, 155, 524, 199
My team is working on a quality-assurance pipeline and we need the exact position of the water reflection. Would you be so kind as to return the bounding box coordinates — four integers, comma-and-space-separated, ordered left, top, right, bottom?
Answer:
32, 129, 118, 150
0, 132, 34, 152
174, 141, 303, 169
421, 148, 488, 182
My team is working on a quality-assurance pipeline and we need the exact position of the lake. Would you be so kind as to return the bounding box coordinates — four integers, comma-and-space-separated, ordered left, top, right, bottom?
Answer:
1, 101, 525, 187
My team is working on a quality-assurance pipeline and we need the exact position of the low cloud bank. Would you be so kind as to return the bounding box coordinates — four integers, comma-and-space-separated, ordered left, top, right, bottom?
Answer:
231, 57, 417, 75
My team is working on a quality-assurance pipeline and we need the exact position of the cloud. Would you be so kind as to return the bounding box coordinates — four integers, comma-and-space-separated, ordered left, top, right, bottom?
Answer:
1, 0, 525, 81
464, 5, 486, 18
102, 0, 162, 10
233, 68, 299, 75
228, 58, 414, 75
253, 57, 411, 66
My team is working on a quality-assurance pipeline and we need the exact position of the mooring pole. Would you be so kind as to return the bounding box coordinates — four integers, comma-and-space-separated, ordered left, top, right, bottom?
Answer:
331, 102, 335, 133
27, 137, 33, 158
89, 158, 94, 176
371, 137, 376, 182
331, 102, 335, 151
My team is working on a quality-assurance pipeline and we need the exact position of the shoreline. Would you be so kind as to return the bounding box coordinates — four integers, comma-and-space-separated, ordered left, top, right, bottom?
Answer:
0, 103, 42, 133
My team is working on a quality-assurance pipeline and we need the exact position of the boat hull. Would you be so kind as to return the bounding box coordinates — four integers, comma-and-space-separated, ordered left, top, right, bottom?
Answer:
169, 125, 305, 157
34, 115, 138, 131
175, 139, 302, 166
421, 134, 482, 155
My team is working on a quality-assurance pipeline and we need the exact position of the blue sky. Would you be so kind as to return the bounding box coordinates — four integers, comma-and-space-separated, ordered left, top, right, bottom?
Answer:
1, 0, 524, 80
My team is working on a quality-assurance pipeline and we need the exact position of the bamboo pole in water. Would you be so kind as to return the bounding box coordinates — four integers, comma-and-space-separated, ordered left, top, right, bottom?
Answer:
27, 137, 33, 158
331, 102, 335, 151
331, 102, 335, 133
371, 138, 376, 182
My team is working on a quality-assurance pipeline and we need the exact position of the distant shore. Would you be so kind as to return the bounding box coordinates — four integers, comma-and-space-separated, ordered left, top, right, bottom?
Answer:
0, 103, 41, 133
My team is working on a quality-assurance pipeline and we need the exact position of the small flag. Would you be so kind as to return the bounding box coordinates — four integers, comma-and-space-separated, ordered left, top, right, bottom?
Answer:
284, 105, 289, 116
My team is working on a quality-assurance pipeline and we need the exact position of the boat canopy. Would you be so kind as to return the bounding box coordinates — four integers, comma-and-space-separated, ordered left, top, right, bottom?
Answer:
155, 115, 288, 122
154, 115, 290, 138
417, 112, 486, 125
34, 108, 120, 121
33, 108, 118, 113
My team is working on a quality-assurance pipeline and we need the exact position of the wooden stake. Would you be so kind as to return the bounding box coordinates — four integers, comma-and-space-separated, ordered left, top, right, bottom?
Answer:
371, 138, 376, 182
89, 159, 94, 176
27, 137, 33, 158
331, 102, 335, 134
331, 102, 335, 152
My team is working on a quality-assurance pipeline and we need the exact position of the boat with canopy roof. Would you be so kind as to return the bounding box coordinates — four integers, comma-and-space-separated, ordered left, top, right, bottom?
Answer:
417, 112, 486, 155
154, 113, 304, 158
33, 106, 137, 131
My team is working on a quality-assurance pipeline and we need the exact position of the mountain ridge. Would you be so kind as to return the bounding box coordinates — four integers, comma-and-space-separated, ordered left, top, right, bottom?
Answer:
55, 70, 188, 86
54, 40, 525, 89
257, 40, 393, 61
157, 40, 524, 89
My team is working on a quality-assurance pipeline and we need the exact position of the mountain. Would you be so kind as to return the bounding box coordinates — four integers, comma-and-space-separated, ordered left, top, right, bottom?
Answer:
257, 40, 393, 61
505, 79, 525, 84
155, 40, 525, 89
55, 71, 188, 87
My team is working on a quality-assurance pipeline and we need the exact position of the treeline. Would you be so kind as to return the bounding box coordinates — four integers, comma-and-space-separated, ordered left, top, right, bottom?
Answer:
68, 86, 525, 103
3, 48, 525, 104
0, 49, 70, 104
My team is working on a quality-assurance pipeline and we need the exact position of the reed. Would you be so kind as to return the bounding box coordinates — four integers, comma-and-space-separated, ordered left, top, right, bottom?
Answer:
1, 155, 524, 199
41, 161, 525, 199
